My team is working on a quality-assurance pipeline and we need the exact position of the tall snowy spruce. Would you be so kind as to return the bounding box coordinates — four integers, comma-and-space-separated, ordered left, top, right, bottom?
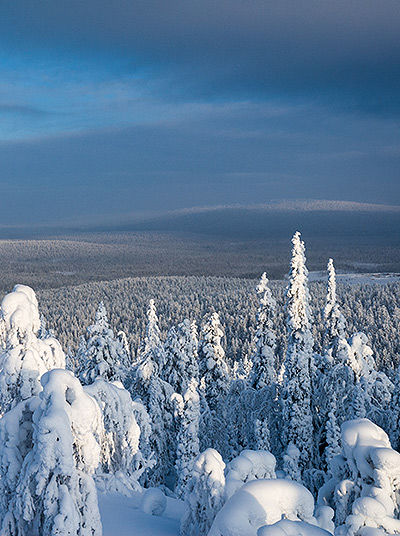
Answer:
77, 302, 129, 386
250, 272, 277, 391
282, 232, 314, 478
198, 312, 231, 452
130, 300, 174, 487
324, 259, 346, 361
172, 378, 200, 498
249, 272, 278, 455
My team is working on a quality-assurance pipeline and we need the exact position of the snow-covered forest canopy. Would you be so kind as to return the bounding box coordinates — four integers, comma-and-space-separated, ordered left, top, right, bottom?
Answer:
0, 231, 400, 536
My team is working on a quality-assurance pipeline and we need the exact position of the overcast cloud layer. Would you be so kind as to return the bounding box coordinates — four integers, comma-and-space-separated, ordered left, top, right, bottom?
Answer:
0, 1, 399, 225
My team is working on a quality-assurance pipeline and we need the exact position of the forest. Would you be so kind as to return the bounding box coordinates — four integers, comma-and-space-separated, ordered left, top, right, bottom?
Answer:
0, 231, 400, 536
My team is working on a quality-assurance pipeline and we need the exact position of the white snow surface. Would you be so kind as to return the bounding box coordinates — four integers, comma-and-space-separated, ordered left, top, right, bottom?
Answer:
208, 479, 326, 536
257, 520, 332, 536
99, 491, 183, 536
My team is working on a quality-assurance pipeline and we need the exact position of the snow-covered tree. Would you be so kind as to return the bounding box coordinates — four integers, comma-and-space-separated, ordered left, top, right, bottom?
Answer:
224, 380, 256, 459
172, 378, 200, 498
77, 302, 128, 385
180, 448, 226, 536
390, 363, 400, 450
282, 232, 314, 475
1, 369, 102, 536
0, 397, 40, 524
324, 259, 346, 362
199, 312, 230, 411
128, 300, 175, 487
319, 419, 400, 535
345, 333, 393, 430
0, 285, 65, 415
283, 443, 302, 483
84, 378, 147, 494
198, 312, 231, 452
163, 319, 199, 393
324, 403, 341, 470
250, 272, 277, 390
129, 299, 166, 400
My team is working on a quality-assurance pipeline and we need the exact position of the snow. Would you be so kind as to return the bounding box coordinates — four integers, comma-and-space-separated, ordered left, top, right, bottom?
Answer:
209, 479, 325, 536
1, 284, 40, 335
140, 487, 167, 516
98, 492, 182, 536
181, 448, 226, 536
225, 450, 276, 500
320, 419, 400, 536
257, 520, 332, 536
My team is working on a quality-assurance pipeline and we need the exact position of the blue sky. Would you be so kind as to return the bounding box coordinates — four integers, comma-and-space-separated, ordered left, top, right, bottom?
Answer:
0, 1, 399, 225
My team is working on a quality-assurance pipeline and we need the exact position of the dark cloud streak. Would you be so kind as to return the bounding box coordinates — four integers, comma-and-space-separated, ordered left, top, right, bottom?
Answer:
1, 1, 400, 105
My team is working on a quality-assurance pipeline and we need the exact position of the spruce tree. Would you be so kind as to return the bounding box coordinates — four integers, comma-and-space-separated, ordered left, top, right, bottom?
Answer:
77, 302, 128, 386
198, 312, 230, 452
164, 319, 199, 393
0, 285, 65, 415
173, 378, 200, 498
180, 448, 225, 536
130, 300, 174, 487
250, 272, 277, 390
282, 232, 314, 475
1, 369, 102, 536
198, 312, 230, 412
324, 259, 346, 362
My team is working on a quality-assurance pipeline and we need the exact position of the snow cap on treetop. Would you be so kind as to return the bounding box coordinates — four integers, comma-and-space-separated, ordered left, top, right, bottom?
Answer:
1, 284, 40, 335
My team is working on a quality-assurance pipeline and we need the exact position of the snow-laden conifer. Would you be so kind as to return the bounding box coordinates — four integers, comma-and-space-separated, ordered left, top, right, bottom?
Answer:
172, 378, 200, 498
199, 312, 230, 410
250, 272, 277, 390
84, 378, 148, 494
77, 302, 128, 385
282, 232, 314, 475
1, 369, 102, 536
198, 312, 231, 452
130, 300, 175, 486
324, 259, 347, 362
180, 448, 225, 536
164, 319, 199, 393
0, 285, 65, 415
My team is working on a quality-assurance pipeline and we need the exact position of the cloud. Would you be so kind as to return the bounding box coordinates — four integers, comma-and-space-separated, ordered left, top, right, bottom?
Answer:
1, 1, 399, 108
0, 104, 50, 116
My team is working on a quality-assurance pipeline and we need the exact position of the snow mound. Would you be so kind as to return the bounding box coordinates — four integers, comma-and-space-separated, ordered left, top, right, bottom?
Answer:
140, 488, 167, 516
257, 519, 332, 536
209, 479, 324, 536
225, 449, 276, 500
1, 284, 40, 335
341, 419, 393, 481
